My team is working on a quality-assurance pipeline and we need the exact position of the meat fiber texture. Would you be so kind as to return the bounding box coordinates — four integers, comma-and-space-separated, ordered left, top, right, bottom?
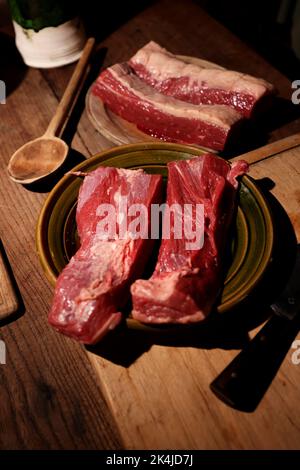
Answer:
129, 41, 275, 117
92, 63, 243, 151
131, 154, 249, 324
48, 167, 163, 344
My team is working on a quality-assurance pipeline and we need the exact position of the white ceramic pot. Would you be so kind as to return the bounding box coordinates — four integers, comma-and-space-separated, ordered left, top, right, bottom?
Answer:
12, 17, 86, 68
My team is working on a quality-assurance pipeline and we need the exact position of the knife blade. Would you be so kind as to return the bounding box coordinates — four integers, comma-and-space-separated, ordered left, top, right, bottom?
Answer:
210, 244, 300, 412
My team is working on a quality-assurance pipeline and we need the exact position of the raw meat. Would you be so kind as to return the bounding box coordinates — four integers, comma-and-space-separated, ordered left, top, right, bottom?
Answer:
129, 41, 274, 117
131, 154, 248, 324
48, 167, 163, 344
92, 63, 243, 151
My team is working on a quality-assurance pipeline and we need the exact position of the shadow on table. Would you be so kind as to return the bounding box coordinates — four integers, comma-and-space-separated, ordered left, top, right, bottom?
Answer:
223, 95, 300, 158
259, 96, 300, 134
79, 1, 155, 42
88, 177, 298, 368
0, 32, 27, 98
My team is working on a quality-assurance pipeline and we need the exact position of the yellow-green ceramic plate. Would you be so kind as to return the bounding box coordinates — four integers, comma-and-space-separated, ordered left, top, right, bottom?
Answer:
36, 142, 274, 328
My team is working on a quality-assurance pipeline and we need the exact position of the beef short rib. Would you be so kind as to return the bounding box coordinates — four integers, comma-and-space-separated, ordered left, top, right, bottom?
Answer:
129, 41, 275, 117
131, 154, 248, 324
48, 167, 163, 344
92, 63, 243, 151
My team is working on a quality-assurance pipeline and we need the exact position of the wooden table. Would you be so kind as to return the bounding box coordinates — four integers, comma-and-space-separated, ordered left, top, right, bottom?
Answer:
0, 0, 300, 449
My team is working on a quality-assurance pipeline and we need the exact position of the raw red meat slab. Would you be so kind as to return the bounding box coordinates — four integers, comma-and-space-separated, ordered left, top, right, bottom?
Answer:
92, 63, 243, 151
131, 154, 248, 324
48, 167, 163, 344
129, 41, 274, 117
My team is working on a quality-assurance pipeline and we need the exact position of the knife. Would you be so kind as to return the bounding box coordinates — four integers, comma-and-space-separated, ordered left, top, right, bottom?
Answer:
210, 244, 300, 412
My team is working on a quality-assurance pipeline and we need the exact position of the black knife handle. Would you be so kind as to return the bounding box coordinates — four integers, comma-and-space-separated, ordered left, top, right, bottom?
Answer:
210, 314, 299, 412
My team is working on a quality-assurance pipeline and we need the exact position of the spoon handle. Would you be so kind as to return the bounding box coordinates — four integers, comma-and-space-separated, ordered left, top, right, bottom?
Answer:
44, 37, 95, 138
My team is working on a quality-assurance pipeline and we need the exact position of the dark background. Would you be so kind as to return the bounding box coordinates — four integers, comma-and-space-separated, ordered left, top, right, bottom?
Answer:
198, 0, 300, 80
1, 0, 299, 80
79, 0, 300, 80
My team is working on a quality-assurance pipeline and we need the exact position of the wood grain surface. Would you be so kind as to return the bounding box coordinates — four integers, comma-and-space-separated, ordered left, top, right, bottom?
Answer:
89, 146, 300, 450
0, 0, 299, 450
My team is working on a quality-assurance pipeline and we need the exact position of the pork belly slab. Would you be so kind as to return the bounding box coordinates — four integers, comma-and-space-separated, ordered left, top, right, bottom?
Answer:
129, 41, 275, 117
48, 167, 163, 344
92, 63, 242, 151
131, 154, 248, 324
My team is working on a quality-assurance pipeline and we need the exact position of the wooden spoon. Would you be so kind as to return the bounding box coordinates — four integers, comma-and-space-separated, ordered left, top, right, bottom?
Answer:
7, 37, 95, 185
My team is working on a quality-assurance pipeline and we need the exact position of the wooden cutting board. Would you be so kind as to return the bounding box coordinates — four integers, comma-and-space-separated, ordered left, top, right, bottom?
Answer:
0, 241, 18, 320
87, 136, 300, 450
